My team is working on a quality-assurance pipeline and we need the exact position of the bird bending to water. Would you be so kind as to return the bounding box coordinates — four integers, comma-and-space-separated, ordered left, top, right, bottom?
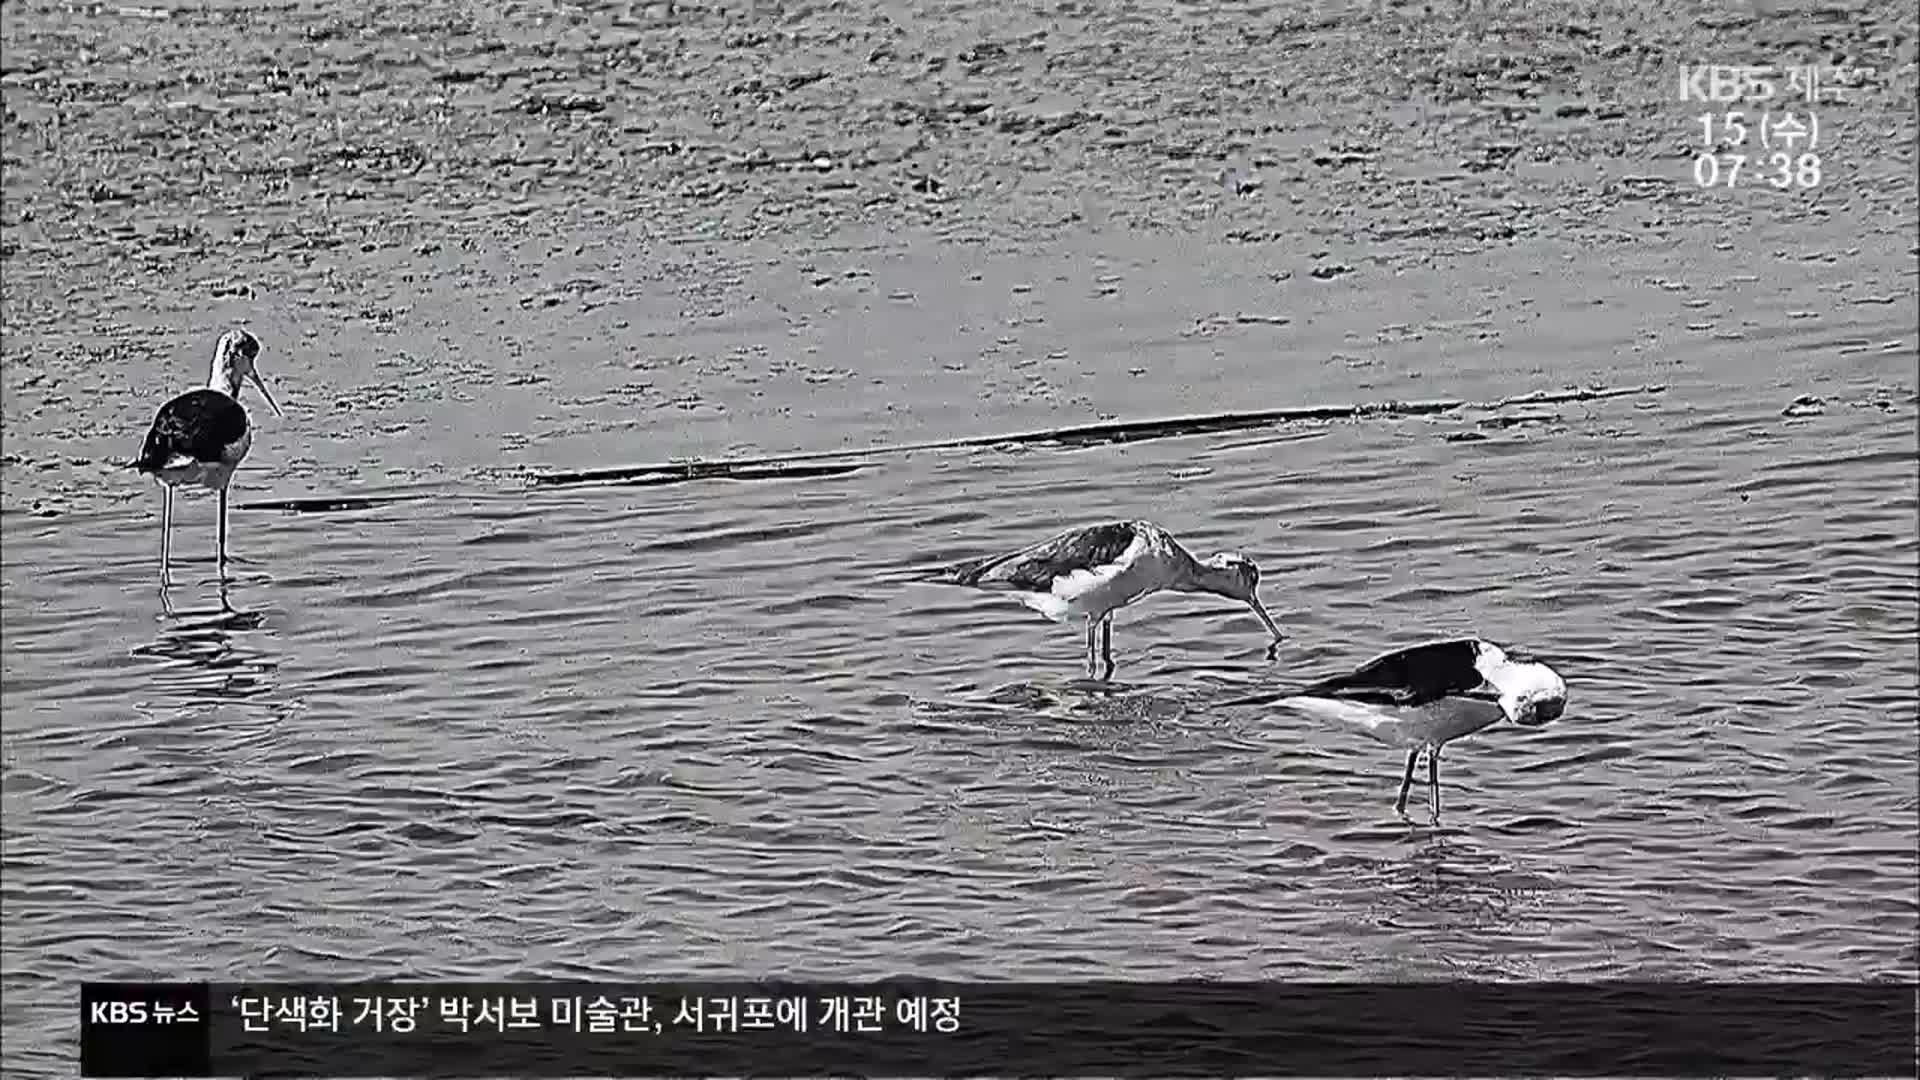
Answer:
1228, 637, 1565, 821
130, 329, 283, 583
927, 519, 1284, 679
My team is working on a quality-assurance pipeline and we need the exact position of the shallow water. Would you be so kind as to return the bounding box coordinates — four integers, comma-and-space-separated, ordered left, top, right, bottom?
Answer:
4, 0, 1919, 1076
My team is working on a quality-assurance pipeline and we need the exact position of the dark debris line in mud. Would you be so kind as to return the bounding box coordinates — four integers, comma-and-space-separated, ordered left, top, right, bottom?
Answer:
526, 381, 1667, 489
231, 382, 1658, 507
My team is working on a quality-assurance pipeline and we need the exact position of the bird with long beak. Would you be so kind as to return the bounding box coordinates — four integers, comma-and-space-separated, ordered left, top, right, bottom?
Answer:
129, 329, 284, 583
1222, 637, 1568, 822
925, 519, 1284, 679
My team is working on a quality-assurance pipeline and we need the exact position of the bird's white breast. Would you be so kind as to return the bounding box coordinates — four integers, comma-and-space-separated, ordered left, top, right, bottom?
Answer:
1285, 694, 1508, 749
1037, 535, 1161, 620
155, 461, 236, 491
156, 425, 247, 493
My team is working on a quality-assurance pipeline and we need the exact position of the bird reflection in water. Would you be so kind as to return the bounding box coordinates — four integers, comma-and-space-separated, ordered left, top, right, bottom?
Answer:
136, 581, 276, 700
1380, 833, 1550, 942
917, 677, 1191, 728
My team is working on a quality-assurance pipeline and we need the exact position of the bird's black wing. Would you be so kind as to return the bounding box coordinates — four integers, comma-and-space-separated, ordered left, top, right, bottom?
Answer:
938, 521, 1140, 591
1296, 638, 1498, 707
134, 389, 247, 472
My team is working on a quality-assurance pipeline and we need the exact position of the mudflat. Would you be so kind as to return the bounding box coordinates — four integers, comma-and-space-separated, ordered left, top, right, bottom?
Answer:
2, 2, 1916, 1077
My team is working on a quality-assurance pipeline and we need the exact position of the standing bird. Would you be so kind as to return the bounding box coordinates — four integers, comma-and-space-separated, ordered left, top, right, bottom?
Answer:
926, 519, 1284, 679
1226, 637, 1566, 821
130, 329, 283, 583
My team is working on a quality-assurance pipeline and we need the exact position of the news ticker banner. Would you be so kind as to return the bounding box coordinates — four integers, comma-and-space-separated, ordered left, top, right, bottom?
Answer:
82, 980, 1917, 1078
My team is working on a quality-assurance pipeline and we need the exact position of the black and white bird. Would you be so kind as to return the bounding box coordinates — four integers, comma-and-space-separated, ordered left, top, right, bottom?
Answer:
129, 329, 283, 583
926, 519, 1284, 678
1226, 638, 1566, 821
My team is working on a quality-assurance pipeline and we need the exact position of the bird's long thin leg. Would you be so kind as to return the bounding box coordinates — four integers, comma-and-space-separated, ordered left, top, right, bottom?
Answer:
1099, 615, 1114, 679
1393, 749, 1420, 818
1428, 746, 1443, 824
160, 488, 174, 585
217, 486, 230, 579
1083, 617, 1098, 678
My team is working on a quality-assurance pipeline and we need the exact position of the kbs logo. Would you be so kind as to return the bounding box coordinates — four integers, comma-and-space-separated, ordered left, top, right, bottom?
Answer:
90, 1000, 149, 1024
1678, 64, 1777, 103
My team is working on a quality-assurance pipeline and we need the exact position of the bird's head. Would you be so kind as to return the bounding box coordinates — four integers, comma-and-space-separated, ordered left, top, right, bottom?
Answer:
212, 329, 282, 418
1200, 552, 1283, 643
1477, 642, 1567, 728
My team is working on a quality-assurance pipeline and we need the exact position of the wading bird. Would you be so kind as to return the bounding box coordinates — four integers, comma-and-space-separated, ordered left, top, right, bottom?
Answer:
927, 519, 1284, 678
130, 329, 283, 584
1227, 637, 1566, 822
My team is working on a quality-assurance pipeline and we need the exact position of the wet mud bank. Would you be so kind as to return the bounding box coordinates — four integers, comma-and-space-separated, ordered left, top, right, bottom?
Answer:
3, 0, 1914, 516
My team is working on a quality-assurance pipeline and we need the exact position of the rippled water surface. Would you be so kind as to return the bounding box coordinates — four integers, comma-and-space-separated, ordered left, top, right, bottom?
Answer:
4, 0, 1919, 1076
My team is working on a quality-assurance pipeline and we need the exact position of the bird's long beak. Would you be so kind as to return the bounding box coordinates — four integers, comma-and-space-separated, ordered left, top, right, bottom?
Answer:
1248, 596, 1284, 641
250, 371, 284, 418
